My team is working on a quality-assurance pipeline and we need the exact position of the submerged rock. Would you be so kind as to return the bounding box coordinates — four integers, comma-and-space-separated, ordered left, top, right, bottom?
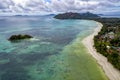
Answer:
8, 34, 33, 41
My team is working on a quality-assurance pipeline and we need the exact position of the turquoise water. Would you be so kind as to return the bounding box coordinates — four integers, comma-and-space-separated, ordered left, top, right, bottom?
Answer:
0, 16, 108, 80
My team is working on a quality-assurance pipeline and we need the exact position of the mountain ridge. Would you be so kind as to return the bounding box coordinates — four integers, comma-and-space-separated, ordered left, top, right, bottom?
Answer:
54, 12, 100, 19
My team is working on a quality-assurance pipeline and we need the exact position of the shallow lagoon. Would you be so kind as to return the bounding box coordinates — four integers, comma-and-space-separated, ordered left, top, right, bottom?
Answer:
0, 16, 108, 80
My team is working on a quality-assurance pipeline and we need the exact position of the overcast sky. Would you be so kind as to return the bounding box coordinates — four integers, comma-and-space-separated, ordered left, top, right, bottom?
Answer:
0, 0, 119, 15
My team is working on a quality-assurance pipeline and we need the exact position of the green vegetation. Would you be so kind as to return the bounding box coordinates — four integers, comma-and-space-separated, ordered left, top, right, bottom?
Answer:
94, 18, 120, 70
8, 34, 33, 41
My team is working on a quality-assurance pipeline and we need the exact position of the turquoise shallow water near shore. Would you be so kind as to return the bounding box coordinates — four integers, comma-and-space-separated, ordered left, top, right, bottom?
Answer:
0, 16, 108, 80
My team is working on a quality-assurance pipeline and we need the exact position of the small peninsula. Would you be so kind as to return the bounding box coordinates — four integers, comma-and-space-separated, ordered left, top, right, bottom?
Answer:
8, 34, 33, 41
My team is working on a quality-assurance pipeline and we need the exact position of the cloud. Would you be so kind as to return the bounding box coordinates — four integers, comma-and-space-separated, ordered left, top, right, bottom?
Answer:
0, 0, 119, 14
108, 0, 120, 3
0, 0, 14, 9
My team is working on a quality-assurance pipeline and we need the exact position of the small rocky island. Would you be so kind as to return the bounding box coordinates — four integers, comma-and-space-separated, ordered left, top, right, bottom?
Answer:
8, 34, 33, 41
54, 12, 100, 19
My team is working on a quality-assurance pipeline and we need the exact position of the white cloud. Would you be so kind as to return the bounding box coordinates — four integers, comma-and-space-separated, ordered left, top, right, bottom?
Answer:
0, 0, 119, 14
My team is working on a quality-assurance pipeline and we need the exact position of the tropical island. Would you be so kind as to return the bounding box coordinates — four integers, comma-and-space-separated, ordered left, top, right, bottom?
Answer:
54, 12, 120, 79
54, 12, 100, 19
8, 34, 33, 41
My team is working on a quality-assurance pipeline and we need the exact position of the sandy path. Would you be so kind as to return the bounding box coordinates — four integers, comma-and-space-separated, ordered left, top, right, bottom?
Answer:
82, 22, 120, 80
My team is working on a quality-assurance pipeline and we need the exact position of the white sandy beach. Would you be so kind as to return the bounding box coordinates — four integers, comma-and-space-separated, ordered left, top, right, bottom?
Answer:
82, 22, 120, 80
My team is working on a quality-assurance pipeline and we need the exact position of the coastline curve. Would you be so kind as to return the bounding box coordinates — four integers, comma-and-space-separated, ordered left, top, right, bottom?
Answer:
82, 21, 120, 80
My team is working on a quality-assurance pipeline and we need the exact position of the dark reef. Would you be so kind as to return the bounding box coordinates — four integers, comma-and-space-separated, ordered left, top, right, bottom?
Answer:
8, 34, 33, 41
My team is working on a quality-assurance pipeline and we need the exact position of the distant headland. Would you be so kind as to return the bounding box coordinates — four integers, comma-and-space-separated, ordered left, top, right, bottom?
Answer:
54, 12, 100, 19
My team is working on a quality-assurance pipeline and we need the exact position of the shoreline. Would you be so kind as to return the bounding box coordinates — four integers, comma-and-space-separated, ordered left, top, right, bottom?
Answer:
82, 22, 120, 80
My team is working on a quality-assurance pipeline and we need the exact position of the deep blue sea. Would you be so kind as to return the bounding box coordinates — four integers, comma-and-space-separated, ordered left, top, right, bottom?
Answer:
0, 16, 108, 80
